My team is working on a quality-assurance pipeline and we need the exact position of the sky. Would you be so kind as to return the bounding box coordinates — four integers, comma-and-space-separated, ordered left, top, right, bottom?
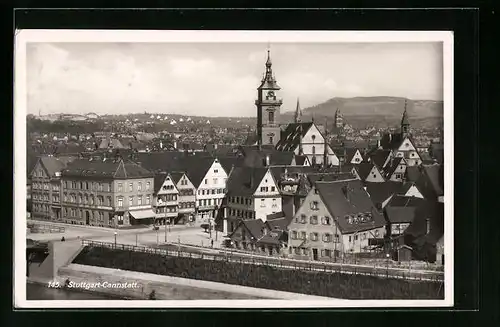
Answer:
26, 42, 443, 117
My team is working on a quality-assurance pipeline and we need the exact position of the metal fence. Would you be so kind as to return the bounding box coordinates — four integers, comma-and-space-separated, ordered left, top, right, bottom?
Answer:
80, 239, 444, 282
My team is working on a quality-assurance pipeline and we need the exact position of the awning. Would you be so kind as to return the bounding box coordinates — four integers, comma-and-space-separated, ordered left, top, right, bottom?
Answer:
129, 209, 156, 220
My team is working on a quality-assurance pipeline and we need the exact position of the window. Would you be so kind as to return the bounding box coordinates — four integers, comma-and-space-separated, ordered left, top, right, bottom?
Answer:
291, 231, 298, 239
138, 196, 142, 206
324, 249, 332, 257
310, 232, 318, 241
269, 136, 273, 144
354, 235, 359, 241
214, 169, 218, 173
323, 216, 331, 225
272, 198, 277, 207
323, 233, 332, 243
268, 111, 274, 123
117, 197, 123, 207
260, 199, 265, 207
204, 179, 208, 184
375, 230, 380, 237
208, 199, 212, 206
310, 215, 318, 225
271, 186, 275, 192
138, 182, 142, 191
300, 214, 307, 224
211, 189, 215, 195
118, 183, 123, 192
213, 178, 218, 184
129, 196, 134, 206
146, 182, 150, 191
260, 187, 266, 192
300, 231, 306, 240
310, 201, 319, 210
129, 183, 133, 192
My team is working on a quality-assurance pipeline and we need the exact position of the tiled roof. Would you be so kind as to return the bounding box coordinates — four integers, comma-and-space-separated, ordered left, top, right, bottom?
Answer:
230, 219, 266, 241
61, 158, 153, 179
315, 180, 386, 234
153, 173, 168, 193
294, 155, 309, 166
169, 172, 185, 185
275, 122, 313, 152
364, 181, 404, 206
99, 138, 127, 149
217, 156, 245, 174
353, 163, 376, 181
380, 132, 404, 150
384, 206, 416, 224
226, 167, 269, 196
242, 149, 295, 168
344, 148, 359, 163
405, 166, 422, 182
35, 156, 76, 178
306, 172, 356, 185
367, 149, 392, 168
383, 157, 405, 178
404, 202, 444, 245
386, 195, 427, 208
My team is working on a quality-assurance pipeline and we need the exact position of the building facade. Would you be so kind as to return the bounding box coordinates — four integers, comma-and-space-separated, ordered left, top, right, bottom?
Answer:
60, 158, 155, 227
153, 173, 179, 225
30, 156, 75, 222
287, 180, 386, 262
171, 172, 196, 223
195, 158, 228, 220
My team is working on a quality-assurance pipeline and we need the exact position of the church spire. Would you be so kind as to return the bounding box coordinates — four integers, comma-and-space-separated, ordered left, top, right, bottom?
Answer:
294, 98, 302, 123
323, 118, 329, 168
401, 99, 410, 137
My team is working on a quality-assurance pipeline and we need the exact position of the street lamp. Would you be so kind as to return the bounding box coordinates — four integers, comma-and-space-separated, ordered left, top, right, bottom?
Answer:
114, 231, 117, 248
386, 252, 390, 278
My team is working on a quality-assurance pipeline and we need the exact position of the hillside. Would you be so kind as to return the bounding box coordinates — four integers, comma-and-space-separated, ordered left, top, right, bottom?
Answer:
281, 96, 443, 129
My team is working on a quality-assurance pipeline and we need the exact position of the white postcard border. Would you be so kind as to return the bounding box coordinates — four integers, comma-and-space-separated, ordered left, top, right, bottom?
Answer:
14, 29, 454, 308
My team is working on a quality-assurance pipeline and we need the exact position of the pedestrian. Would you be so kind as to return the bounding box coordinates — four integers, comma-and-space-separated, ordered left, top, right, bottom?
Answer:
61, 236, 65, 242
211, 239, 214, 248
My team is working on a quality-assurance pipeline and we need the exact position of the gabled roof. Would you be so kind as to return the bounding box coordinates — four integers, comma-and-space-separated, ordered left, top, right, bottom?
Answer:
153, 173, 168, 193
384, 206, 416, 224
315, 180, 386, 234
404, 202, 444, 245
344, 148, 361, 163
33, 156, 76, 178
294, 155, 309, 166
61, 158, 153, 179
405, 166, 422, 182
275, 122, 314, 152
242, 149, 296, 168
367, 149, 392, 168
226, 167, 269, 196
229, 219, 266, 241
306, 172, 356, 185
182, 156, 216, 188
353, 163, 376, 181
380, 132, 404, 150
383, 157, 405, 178
365, 181, 404, 206
169, 172, 185, 185
386, 195, 427, 208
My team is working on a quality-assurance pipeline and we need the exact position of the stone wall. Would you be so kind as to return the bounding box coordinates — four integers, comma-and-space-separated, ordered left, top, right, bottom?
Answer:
57, 264, 334, 301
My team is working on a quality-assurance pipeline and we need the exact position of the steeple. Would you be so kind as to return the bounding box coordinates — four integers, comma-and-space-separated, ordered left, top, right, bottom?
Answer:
401, 99, 410, 137
294, 98, 302, 123
323, 118, 329, 168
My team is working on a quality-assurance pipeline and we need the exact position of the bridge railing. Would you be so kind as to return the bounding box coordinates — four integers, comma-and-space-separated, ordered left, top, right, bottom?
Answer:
80, 239, 444, 282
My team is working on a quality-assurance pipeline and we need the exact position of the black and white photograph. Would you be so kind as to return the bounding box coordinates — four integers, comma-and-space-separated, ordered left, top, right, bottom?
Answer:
14, 30, 453, 308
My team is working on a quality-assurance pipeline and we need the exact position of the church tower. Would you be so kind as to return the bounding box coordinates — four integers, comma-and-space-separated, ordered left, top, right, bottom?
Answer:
294, 98, 302, 123
256, 49, 283, 146
401, 99, 410, 138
